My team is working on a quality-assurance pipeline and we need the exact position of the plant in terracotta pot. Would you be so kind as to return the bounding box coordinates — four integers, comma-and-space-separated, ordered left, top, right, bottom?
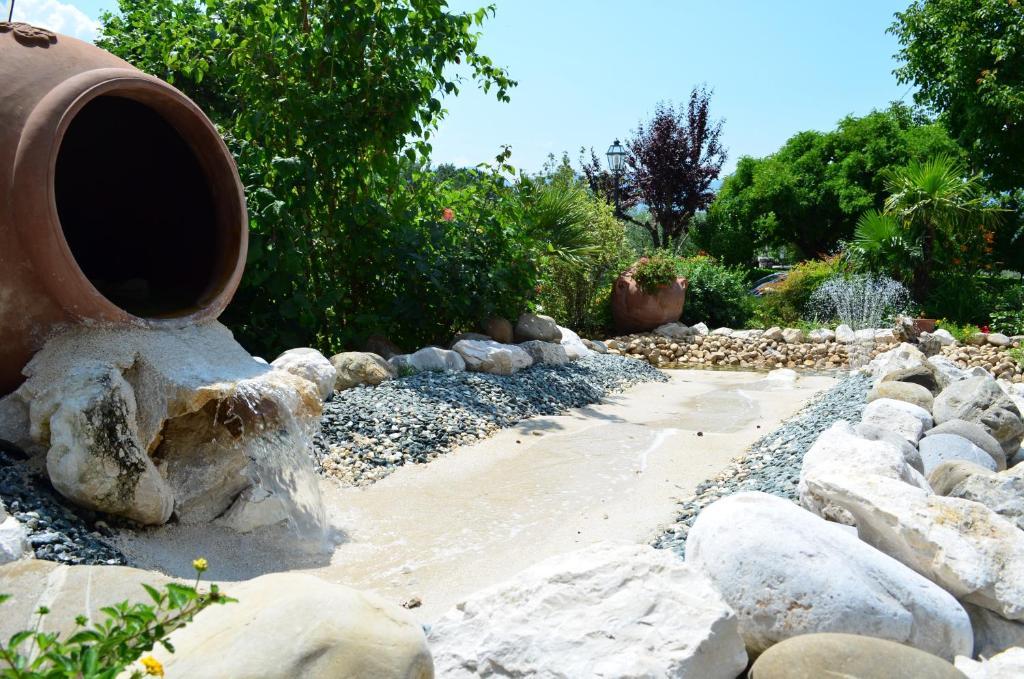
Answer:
611, 254, 688, 333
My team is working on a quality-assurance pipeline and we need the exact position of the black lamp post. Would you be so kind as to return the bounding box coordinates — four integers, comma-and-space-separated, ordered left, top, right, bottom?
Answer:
606, 139, 626, 216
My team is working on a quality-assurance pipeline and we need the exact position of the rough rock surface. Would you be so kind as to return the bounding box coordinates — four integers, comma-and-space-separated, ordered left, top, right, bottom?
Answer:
868, 380, 935, 411
798, 421, 930, 525
557, 326, 592, 361
928, 460, 996, 496
452, 339, 533, 376
868, 343, 926, 379
0, 508, 27, 565
836, 324, 856, 343
853, 422, 925, 473
956, 647, 1024, 679
861, 398, 932, 444
964, 602, 1024, 659
749, 633, 967, 679
428, 543, 748, 678
518, 340, 569, 366
654, 322, 696, 339
933, 376, 1024, 457
685, 492, 972, 660
271, 348, 337, 401
389, 347, 466, 374
920, 434, 999, 474
925, 420, 1007, 470
806, 473, 1024, 620
513, 313, 562, 343
945, 467, 1024, 531
330, 351, 397, 390
481, 317, 514, 344
0, 323, 321, 528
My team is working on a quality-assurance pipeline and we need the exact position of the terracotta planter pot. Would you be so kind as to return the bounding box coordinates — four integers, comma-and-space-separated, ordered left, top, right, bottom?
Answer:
913, 318, 937, 334
611, 273, 688, 334
0, 23, 248, 395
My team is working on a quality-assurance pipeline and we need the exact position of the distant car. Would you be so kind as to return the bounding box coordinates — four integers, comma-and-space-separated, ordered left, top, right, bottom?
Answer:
750, 272, 788, 296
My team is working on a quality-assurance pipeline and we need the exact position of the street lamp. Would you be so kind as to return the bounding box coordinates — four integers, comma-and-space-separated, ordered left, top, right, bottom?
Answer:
606, 139, 626, 215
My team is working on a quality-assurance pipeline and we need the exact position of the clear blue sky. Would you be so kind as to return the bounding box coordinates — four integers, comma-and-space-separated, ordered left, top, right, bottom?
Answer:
16, 0, 915, 175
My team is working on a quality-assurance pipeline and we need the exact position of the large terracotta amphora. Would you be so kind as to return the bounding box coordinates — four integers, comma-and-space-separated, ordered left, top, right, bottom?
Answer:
611, 270, 688, 334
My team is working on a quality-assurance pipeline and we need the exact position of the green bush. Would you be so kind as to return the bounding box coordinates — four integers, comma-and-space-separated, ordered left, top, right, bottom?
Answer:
753, 258, 843, 327
633, 254, 681, 295
0, 560, 229, 678
677, 256, 753, 328
935, 318, 980, 342
990, 283, 1024, 335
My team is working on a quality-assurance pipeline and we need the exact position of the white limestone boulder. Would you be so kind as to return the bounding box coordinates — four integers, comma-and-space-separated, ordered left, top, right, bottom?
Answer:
781, 328, 805, 344
271, 347, 337, 401
805, 473, 1024, 620
799, 421, 930, 524
868, 381, 935, 412
956, 647, 1024, 679
452, 339, 533, 376
685, 492, 972, 660
853, 422, 925, 473
933, 328, 957, 346
429, 543, 748, 678
557, 326, 592, 360
835, 324, 856, 343
867, 343, 927, 381
807, 328, 835, 343
934, 376, 1024, 458
861, 398, 933, 444
0, 508, 28, 565
390, 346, 467, 373
762, 326, 784, 342
711, 327, 734, 336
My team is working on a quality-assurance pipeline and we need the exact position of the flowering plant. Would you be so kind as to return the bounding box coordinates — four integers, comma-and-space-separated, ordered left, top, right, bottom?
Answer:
0, 559, 231, 678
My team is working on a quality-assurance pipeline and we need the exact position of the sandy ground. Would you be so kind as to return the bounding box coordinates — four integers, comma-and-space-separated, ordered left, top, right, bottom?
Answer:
114, 368, 836, 623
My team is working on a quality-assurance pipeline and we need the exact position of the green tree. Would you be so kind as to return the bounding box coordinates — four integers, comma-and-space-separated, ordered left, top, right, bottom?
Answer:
891, 0, 1024, 192
98, 0, 516, 356
701, 105, 962, 262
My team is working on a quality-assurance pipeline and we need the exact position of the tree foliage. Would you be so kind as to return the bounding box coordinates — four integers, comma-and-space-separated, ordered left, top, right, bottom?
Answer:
702, 105, 962, 262
99, 0, 523, 356
625, 87, 727, 249
891, 0, 1024, 192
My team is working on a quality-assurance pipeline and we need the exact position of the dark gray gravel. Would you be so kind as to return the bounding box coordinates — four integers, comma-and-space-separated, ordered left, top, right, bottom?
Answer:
654, 371, 872, 555
0, 449, 126, 565
314, 353, 668, 485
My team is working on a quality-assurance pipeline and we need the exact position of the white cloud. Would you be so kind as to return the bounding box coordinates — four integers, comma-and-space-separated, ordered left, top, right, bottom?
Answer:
11, 0, 99, 42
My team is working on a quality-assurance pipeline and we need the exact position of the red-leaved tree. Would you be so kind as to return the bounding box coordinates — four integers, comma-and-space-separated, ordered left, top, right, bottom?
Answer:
627, 87, 727, 248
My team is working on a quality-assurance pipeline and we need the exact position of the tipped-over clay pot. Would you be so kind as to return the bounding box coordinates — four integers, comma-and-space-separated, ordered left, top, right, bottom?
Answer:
0, 22, 247, 395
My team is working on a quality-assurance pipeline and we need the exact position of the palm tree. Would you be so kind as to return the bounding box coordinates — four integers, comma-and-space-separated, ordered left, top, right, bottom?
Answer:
879, 155, 1002, 299
849, 209, 922, 280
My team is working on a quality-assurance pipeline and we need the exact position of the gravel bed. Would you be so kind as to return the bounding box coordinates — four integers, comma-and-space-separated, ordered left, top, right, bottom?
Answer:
314, 353, 668, 485
0, 448, 126, 566
654, 371, 872, 556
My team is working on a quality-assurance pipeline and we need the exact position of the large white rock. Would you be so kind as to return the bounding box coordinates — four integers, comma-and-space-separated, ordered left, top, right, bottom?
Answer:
861, 398, 933, 444
934, 376, 1024, 457
781, 328, 805, 344
762, 326, 784, 342
926, 420, 1006, 469
271, 347, 337, 401
557, 326, 592, 360
931, 355, 969, 383
799, 421, 930, 524
919, 434, 999, 474
807, 328, 835, 343
955, 647, 1024, 679
933, 328, 957, 346
805, 473, 1024, 620
945, 467, 1024, 531
390, 346, 467, 373
711, 327, 734, 336
514, 313, 562, 343
686, 492, 972, 660
429, 543, 748, 678
867, 343, 927, 381
835, 324, 856, 344
0, 323, 322, 529
692, 322, 710, 335
854, 422, 925, 472
330, 351, 397, 390
452, 339, 533, 376
0, 511, 28, 565
518, 340, 569, 366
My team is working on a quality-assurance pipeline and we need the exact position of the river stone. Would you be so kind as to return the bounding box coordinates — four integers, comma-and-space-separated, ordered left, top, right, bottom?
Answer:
452, 339, 533, 376
964, 602, 1024, 659
853, 422, 925, 473
691, 322, 710, 335
781, 328, 805, 343
919, 434, 998, 474
557, 326, 592, 360
582, 339, 608, 353
685, 492, 972, 660
987, 332, 1011, 347
882, 362, 947, 395
390, 347, 466, 374
654, 322, 696, 339
868, 381, 935, 411
749, 633, 966, 679
481, 317, 514, 344
799, 421, 930, 525
933, 328, 957, 346
429, 543, 748, 678
711, 327, 734, 336
808, 328, 835, 343
934, 376, 1024, 457
925, 420, 1007, 470
514, 313, 562, 343
330, 351, 397, 390
518, 340, 570, 366
763, 326, 784, 342
836, 324, 856, 343
271, 348, 336, 401
956, 647, 1024, 679
928, 460, 996, 496
806, 473, 1024, 620
861, 398, 932, 444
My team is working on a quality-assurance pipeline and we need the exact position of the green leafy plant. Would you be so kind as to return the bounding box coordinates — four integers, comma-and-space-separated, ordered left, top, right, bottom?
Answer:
991, 311, 1024, 337
633, 254, 680, 295
754, 258, 844, 327
1008, 347, 1024, 368
936, 318, 980, 343
0, 559, 231, 679
677, 255, 753, 328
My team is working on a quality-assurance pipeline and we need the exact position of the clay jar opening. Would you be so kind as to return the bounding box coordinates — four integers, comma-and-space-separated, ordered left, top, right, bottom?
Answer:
51, 92, 242, 319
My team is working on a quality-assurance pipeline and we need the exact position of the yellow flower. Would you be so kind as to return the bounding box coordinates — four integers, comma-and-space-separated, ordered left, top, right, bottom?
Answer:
192, 557, 208, 573
140, 655, 164, 677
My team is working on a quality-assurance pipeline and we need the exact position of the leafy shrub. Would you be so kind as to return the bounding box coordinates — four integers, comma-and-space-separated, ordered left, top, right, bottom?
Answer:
754, 258, 843, 327
936, 318, 980, 342
990, 283, 1024, 335
0, 560, 230, 678
677, 256, 753, 328
633, 254, 681, 295
1009, 347, 1024, 367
